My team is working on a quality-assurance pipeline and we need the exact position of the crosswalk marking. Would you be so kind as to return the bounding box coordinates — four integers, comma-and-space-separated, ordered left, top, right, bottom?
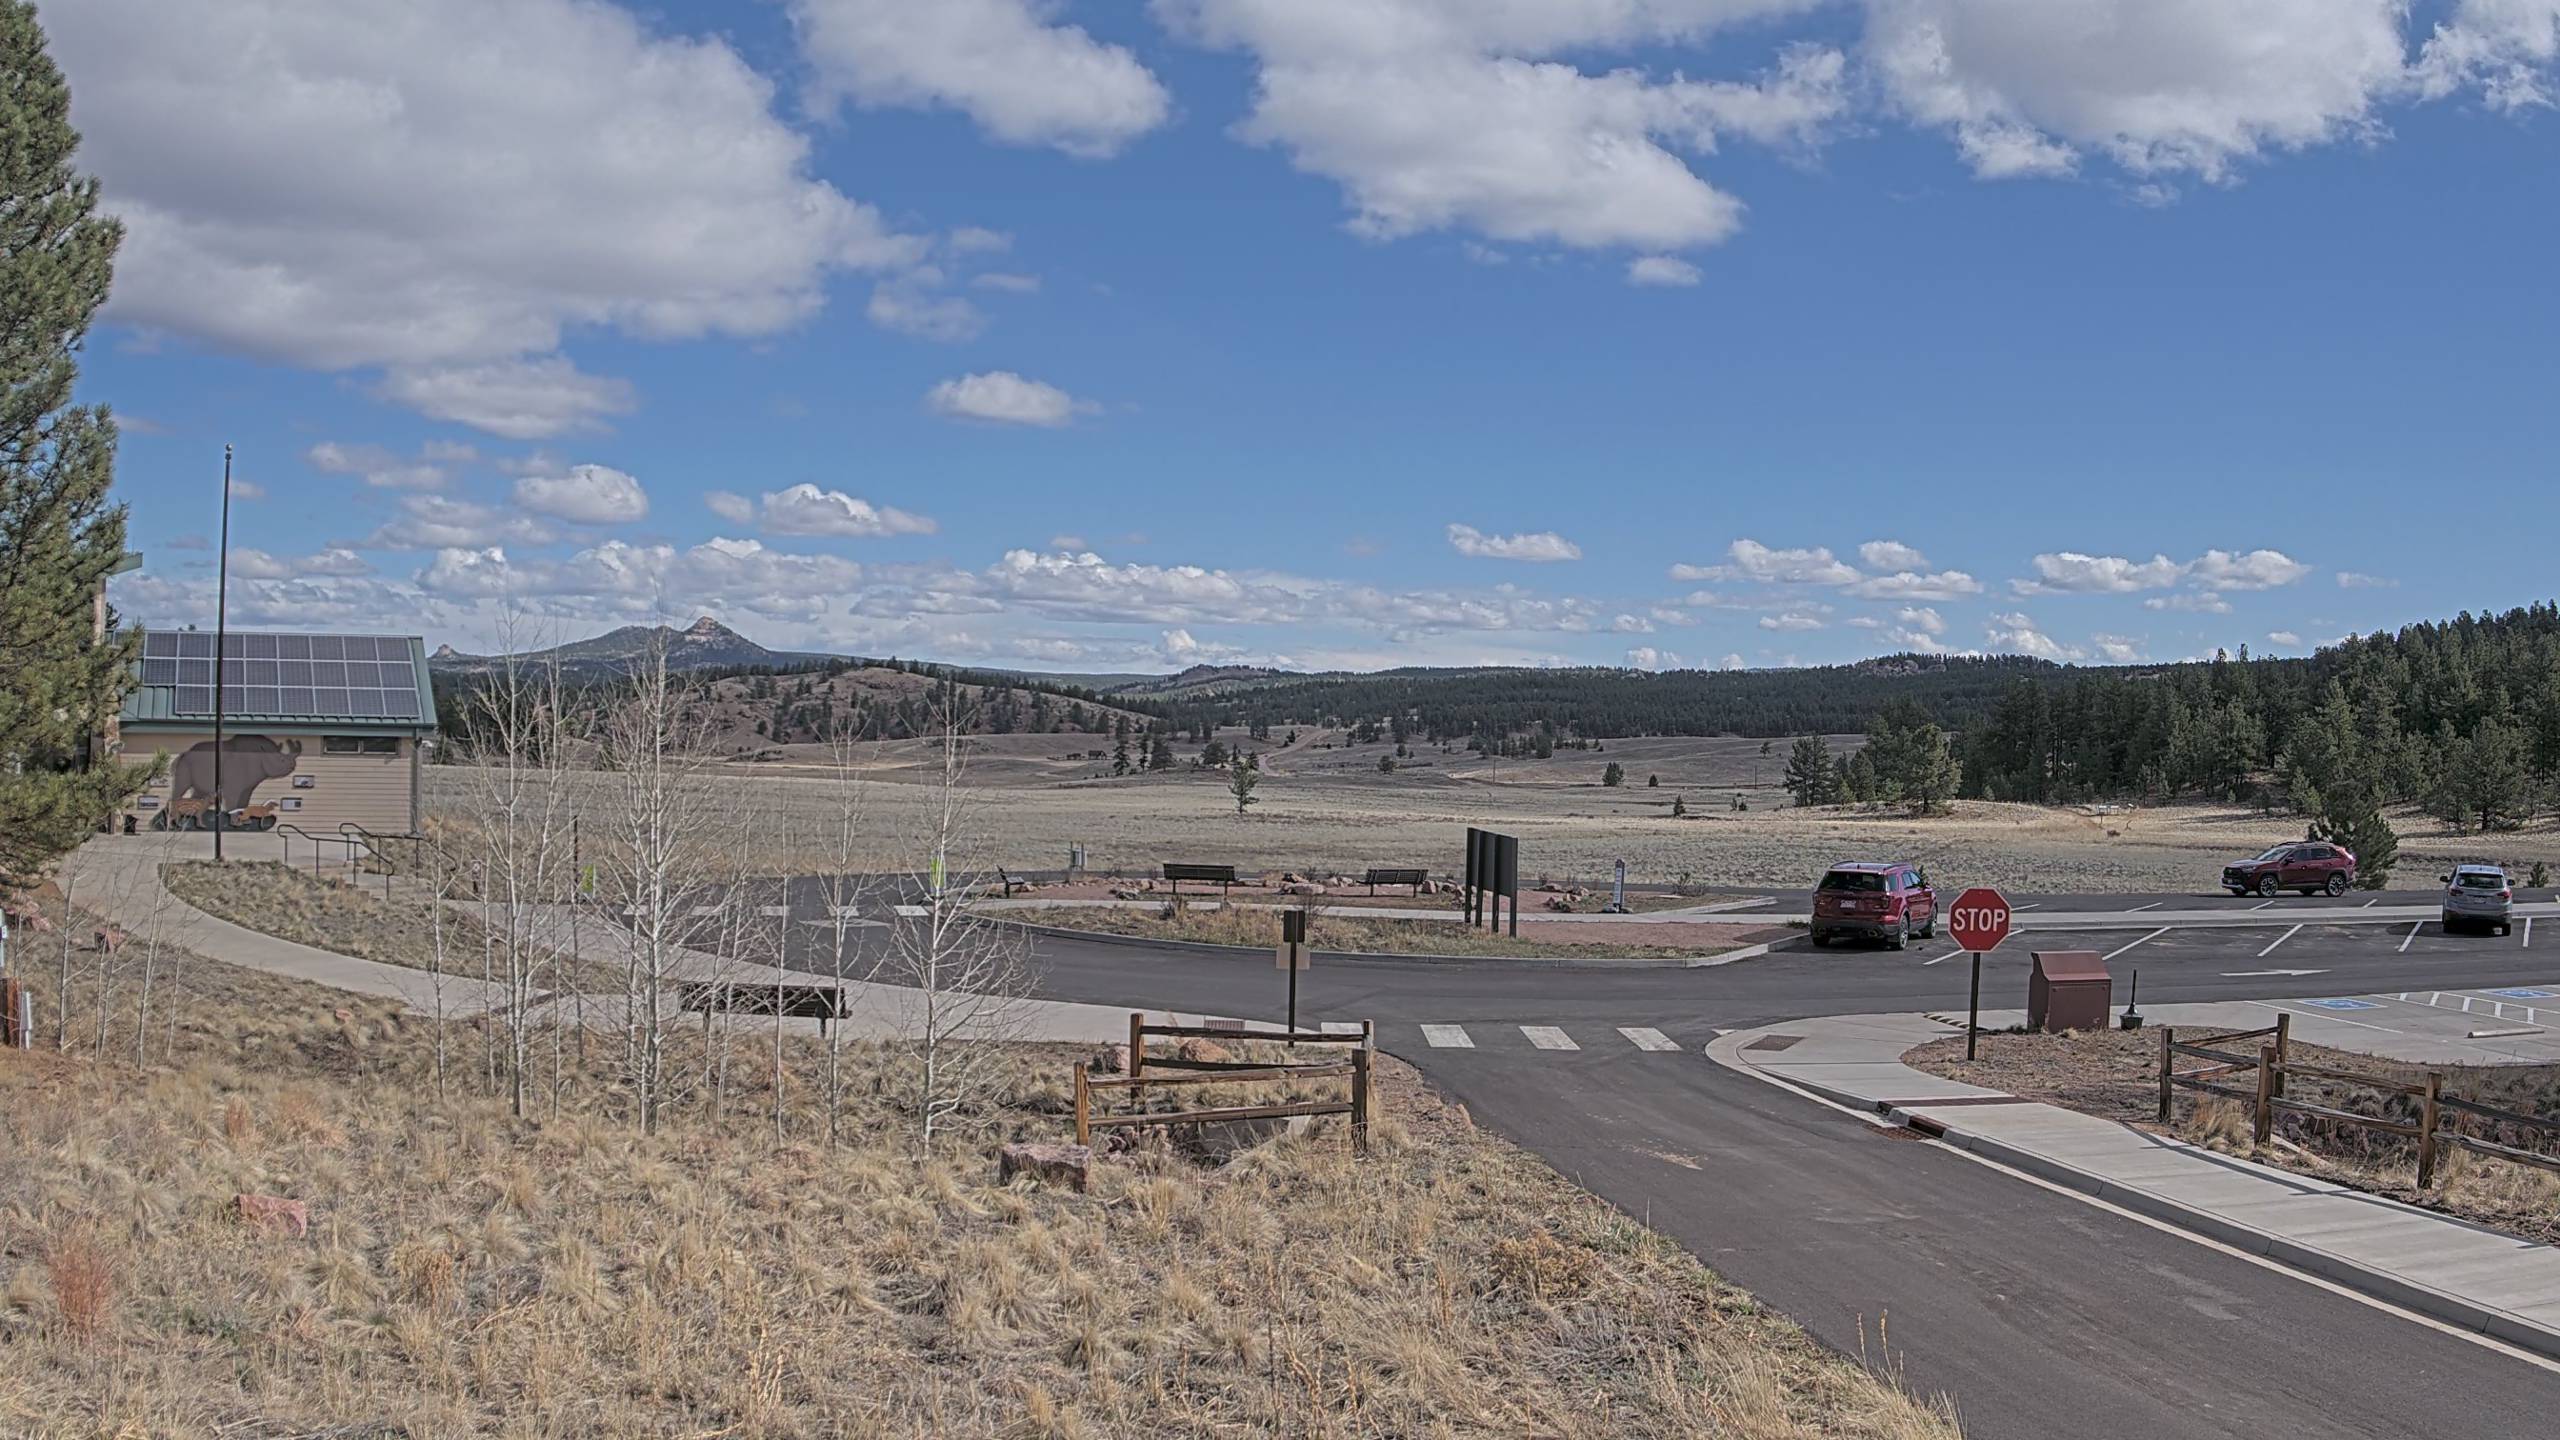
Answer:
756, 905, 793, 918
1618, 1026, 1679, 1052
1421, 1024, 1473, 1048
1520, 1025, 1578, 1051
687, 905, 726, 920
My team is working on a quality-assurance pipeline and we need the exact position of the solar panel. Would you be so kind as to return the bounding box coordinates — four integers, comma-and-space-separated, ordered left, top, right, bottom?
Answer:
150, 632, 423, 721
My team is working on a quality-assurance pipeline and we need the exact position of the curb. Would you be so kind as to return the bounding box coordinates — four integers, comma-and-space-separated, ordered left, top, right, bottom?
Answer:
1000, 918, 1772, 970
1888, 1105, 2560, 1362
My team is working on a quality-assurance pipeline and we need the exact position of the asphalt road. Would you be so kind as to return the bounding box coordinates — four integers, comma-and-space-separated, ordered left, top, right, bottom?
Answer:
677, 886, 2560, 1436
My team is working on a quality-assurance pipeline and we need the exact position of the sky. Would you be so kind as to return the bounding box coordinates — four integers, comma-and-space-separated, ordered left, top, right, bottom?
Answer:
49, 0, 2560, 675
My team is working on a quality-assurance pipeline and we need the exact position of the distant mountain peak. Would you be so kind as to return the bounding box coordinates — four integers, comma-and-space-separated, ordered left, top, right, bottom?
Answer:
685, 615, 730, 637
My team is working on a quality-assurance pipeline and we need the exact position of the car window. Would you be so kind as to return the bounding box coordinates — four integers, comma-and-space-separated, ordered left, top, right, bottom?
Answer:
2457, 872, 2504, 890
1820, 870, 1886, 892
2255, 844, 2292, 861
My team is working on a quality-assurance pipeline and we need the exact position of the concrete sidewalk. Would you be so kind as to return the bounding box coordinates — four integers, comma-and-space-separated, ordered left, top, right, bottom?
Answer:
1708, 1011, 2560, 1360
58, 836, 1192, 1045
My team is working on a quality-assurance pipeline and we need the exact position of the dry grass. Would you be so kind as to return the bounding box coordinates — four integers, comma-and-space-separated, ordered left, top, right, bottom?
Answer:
426, 756, 2560, 895
1015, 899, 1769, 960
1, 911, 1962, 1438
1907, 1027, 2560, 1245
161, 859, 624, 993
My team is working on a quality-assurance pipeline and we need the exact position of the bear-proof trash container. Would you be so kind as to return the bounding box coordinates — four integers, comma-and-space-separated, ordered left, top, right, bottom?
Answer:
2028, 950, 2112, 1033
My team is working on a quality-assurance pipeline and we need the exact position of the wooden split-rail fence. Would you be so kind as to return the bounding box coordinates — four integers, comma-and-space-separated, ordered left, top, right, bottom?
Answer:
1074, 1013, 1373, 1155
2159, 1016, 2560, 1188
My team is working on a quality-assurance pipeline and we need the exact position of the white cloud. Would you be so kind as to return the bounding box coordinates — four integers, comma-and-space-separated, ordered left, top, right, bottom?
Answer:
1858, 539, 1930, 571
1719, 652, 1747, 670
50, 0, 919, 428
229, 547, 373, 581
2091, 632, 2145, 663
1624, 646, 1683, 670
867, 272, 989, 342
1867, 0, 2412, 184
2015, 551, 2184, 594
1627, 255, 1703, 287
1676, 539, 1860, 585
792, 0, 1171, 157
757, 484, 940, 539
1158, 3, 1846, 253
1847, 568, 1982, 600
2416, 1, 2560, 111
2187, 547, 2312, 591
377, 358, 636, 440
704, 490, 756, 524
1895, 605, 1947, 635
1447, 523, 1582, 562
511, 463, 648, 525
307, 441, 448, 491
2145, 592, 2233, 614
972, 272, 1043, 293
417, 536, 864, 606
2267, 629, 2304, 647
2336, 570, 2397, 589
365, 495, 558, 551
1759, 611, 1826, 631
227, 480, 268, 502
926, 371, 1093, 426
1984, 610, 2084, 661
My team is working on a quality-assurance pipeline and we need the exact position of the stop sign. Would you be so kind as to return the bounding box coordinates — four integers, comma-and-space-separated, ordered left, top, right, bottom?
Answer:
1947, 887, 2012, 953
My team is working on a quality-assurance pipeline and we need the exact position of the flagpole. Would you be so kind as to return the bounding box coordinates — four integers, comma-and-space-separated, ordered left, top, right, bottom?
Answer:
213, 445, 233, 862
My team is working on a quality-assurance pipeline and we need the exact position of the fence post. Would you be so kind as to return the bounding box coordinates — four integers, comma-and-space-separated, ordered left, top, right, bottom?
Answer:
2418, 1071, 2443, 1190
2253, 1042, 2276, 1146
2272, 1012, 2291, 1102
1074, 1062, 1090, 1147
1128, 1011, 1147, 1100
2156, 1026, 2175, 1124
1351, 1046, 1371, 1157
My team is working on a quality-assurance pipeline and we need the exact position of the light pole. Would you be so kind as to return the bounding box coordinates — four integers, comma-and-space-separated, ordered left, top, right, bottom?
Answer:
212, 444, 234, 862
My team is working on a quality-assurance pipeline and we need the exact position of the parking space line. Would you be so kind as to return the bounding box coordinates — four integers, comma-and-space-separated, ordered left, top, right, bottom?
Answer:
2361, 898, 2380, 908
1521, 1026, 1578, 1051
2249, 1001, 2399, 1033
2012, 903, 2042, 912
2257, 924, 2303, 958
756, 905, 792, 918
2126, 902, 2162, 913
2103, 927, 2172, 961
2526, 917, 2535, 949
2398, 921, 2422, 953
1619, 1027, 1680, 1052
1421, 1024, 1473, 1049
2249, 900, 2275, 911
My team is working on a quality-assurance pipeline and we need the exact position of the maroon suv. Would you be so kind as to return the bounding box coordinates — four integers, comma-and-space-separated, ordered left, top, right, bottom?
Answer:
1810, 862, 1937, 949
2221, 841, 2357, 898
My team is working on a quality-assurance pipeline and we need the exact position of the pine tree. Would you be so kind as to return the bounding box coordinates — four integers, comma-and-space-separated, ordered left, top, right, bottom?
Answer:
1783, 734, 1833, 806
1111, 716, 1131, 776
2311, 785, 2398, 890
1228, 754, 1260, 815
0, 4, 146, 890
1602, 762, 1625, 788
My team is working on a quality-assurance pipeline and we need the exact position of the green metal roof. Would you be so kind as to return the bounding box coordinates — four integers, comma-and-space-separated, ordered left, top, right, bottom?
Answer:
120, 629, 437, 734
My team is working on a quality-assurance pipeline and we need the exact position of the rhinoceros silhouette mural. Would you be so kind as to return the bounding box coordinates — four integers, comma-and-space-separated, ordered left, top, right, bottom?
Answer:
168, 735, 301, 812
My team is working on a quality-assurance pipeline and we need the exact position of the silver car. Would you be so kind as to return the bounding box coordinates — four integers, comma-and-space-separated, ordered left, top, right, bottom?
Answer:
2441, 865, 2513, 935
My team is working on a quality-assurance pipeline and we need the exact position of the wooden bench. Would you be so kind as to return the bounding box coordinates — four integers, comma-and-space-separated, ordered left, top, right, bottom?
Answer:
676, 981, 848, 1037
1162, 862, 1239, 897
1362, 867, 1428, 896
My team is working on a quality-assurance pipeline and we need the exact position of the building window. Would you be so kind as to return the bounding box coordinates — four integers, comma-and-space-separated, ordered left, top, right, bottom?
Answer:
324, 736, 400, 755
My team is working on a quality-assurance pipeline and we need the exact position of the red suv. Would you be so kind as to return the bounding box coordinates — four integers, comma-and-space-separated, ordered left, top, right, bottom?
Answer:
1811, 862, 1937, 950
2221, 841, 2357, 898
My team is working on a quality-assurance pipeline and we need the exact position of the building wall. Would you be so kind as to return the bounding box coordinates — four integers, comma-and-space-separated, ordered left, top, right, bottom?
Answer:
117, 729, 418, 834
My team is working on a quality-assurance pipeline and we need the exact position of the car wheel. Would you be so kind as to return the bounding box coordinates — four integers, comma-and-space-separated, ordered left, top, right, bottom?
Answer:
1810, 931, 1831, 949
1889, 916, 1910, 951
2228, 888, 2248, 897
2326, 874, 2349, 897
2501, 922, 2513, 937
2258, 875, 2281, 899
2442, 913, 2458, 932
1921, 913, 1938, 939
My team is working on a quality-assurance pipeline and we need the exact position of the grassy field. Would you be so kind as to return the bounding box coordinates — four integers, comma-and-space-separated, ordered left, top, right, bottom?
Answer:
161, 859, 625, 994
428, 742, 2560, 896
1011, 899, 1784, 960
2, 890, 1962, 1438
1908, 1028, 2560, 1246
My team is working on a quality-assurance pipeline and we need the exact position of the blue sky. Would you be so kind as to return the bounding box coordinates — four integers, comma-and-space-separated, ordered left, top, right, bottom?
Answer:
52, 0, 2560, 672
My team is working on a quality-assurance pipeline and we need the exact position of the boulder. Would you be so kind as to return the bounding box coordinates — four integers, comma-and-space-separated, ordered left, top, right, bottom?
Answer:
1088, 1043, 1131, 1075
234, 1193, 309, 1238
1184, 1113, 1314, 1163
1544, 896, 1574, 912
998, 1141, 1092, 1192
92, 925, 126, 954
1280, 882, 1326, 897
1174, 1037, 1234, 1064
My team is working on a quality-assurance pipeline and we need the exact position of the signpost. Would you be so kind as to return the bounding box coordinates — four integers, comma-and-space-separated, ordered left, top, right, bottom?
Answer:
1278, 909, 1312, 1035
1947, 886, 2013, 1061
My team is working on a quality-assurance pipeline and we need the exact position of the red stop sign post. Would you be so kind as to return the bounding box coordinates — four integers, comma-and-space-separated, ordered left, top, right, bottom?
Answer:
1948, 887, 2012, 1061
